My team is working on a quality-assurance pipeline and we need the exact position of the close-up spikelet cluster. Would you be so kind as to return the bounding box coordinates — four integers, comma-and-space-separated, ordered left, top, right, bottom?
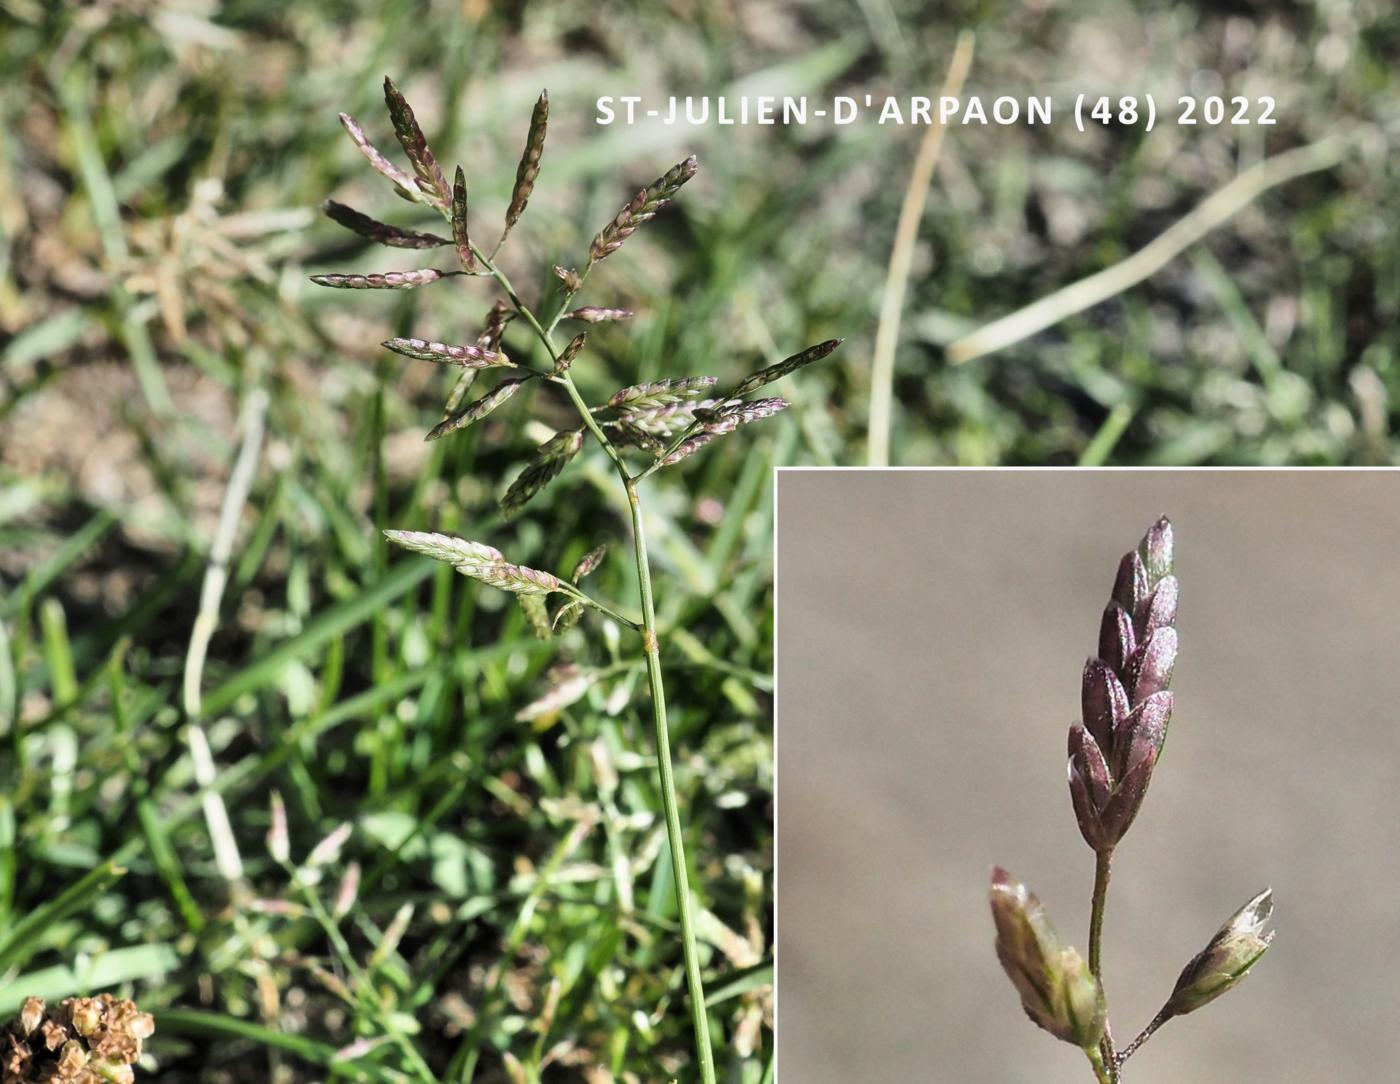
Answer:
2, 997, 153, 1084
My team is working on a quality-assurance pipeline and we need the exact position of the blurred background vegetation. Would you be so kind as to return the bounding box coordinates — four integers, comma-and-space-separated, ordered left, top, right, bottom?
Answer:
0, 0, 1396, 1081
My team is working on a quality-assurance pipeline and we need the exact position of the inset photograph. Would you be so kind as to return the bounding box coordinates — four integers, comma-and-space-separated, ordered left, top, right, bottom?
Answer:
776, 469, 1400, 1082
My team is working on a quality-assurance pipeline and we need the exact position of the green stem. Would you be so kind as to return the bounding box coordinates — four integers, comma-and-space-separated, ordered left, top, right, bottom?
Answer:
471, 246, 716, 1084
1086, 1044, 1112, 1084
1089, 848, 1118, 1082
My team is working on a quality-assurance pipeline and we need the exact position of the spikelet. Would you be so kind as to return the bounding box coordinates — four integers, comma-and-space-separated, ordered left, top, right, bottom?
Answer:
501, 429, 585, 517
459, 560, 561, 596
451, 165, 475, 270
426, 378, 529, 441
382, 531, 505, 567
382, 77, 450, 208
383, 337, 509, 368
322, 201, 450, 249
504, 91, 549, 236
659, 431, 720, 466
518, 593, 553, 640
553, 265, 582, 293
605, 376, 717, 411
588, 155, 698, 266
554, 333, 586, 375
310, 269, 444, 290
338, 112, 423, 204
693, 396, 790, 434
562, 307, 635, 324
728, 339, 842, 397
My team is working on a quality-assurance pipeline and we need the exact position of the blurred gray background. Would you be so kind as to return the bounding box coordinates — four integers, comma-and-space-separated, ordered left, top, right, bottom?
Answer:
775, 469, 1400, 1082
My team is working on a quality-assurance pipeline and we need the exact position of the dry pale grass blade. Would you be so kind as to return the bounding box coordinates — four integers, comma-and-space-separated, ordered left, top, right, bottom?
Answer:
382, 76, 450, 208
947, 131, 1353, 364
322, 201, 450, 249
867, 30, 975, 466
504, 90, 549, 237
310, 269, 444, 290
451, 165, 475, 270
562, 307, 634, 323
338, 112, 423, 204
382, 336, 509, 367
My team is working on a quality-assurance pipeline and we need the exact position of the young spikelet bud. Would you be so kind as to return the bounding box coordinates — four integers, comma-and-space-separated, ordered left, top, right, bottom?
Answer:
339, 112, 422, 204
518, 593, 553, 640
369, 902, 415, 970
562, 307, 634, 324
382, 337, 507, 368
306, 822, 352, 868
1068, 516, 1179, 853
553, 265, 582, 293
4, 995, 155, 1083
477, 300, 514, 351
989, 868, 1106, 1049
310, 268, 444, 290
552, 333, 586, 376
509, 427, 585, 508
384, 530, 505, 568
571, 544, 608, 582
451, 165, 475, 271
588, 155, 699, 266
322, 201, 450, 249
504, 91, 549, 234
382, 76, 450, 208
728, 339, 842, 397
426, 378, 529, 441
1161, 889, 1274, 1019
333, 860, 362, 919
501, 429, 585, 518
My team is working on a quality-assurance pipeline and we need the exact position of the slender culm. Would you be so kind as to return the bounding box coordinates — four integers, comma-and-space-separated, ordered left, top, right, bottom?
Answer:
310, 78, 841, 1084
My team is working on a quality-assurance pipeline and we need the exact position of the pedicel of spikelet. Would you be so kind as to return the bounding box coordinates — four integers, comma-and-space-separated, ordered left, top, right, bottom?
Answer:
553, 333, 586, 375
451, 166, 475, 270
562, 307, 634, 323
727, 339, 843, 397
503, 91, 549, 237
382, 337, 508, 367
588, 155, 699, 266
310, 269, 444, 290
426, 377, 530, 441
322, 201, 450, 249
1068, 516, 1178, 853
338, 112, 422, 204
4, 995, 155, 1084
382, 76, 450, 208
501, 429, 585, 518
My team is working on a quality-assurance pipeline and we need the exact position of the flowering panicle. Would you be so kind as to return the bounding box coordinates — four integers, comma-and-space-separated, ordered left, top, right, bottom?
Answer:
1067, 516, 1177, 853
